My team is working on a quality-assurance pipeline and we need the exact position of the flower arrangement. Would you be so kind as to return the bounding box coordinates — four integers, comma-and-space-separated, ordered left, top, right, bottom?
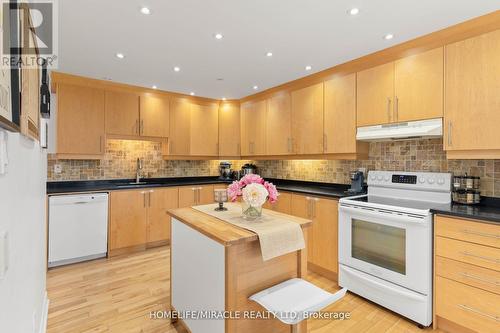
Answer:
227, 174, 279, 219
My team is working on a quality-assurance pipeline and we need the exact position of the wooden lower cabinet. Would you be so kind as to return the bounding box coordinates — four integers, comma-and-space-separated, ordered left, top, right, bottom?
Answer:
263, 192, 292, 214
434, 215, 500, 333
109, 187, 180, 256
179, 185, 215, 207
109, 190, 148, 254
147, 188, 179, 246
291, 193, 338, 279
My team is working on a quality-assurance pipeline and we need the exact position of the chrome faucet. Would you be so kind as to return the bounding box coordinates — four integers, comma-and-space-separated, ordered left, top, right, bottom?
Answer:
136, 158, 143, 183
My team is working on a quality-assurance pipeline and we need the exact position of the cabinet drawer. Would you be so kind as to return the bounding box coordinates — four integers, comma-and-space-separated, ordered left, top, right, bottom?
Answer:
436, 236, 500, 271
436, 277, 500, 333
435, 256, 500, 295
435, 216, 500, 248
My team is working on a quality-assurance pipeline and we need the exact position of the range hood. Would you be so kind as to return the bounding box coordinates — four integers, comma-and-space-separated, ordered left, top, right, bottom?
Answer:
356, 118, 443, 142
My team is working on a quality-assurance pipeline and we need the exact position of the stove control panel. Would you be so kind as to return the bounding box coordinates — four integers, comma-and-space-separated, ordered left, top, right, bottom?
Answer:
368, 171, 452, 192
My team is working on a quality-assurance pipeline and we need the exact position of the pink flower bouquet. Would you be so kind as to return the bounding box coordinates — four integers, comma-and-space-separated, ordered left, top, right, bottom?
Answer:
227, 174, 279, 206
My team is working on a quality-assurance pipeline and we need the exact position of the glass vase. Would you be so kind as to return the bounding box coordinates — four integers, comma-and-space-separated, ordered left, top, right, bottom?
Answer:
242, 201, 263, 220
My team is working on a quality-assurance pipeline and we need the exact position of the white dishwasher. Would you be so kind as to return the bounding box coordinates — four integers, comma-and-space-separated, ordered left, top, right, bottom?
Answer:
48, 193, 109, 268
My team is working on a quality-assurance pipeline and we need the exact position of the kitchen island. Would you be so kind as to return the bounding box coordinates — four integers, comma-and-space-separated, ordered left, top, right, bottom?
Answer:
167, 206, 312, 333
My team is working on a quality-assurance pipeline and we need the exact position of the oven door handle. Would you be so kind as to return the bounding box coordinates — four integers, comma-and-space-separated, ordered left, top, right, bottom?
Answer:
339, 205, 427, 225
342, 266, 425, 302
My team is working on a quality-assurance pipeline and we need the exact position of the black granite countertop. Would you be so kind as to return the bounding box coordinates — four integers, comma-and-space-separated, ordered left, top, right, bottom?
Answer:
431, 197, 500, 225
46, 176, 355, 199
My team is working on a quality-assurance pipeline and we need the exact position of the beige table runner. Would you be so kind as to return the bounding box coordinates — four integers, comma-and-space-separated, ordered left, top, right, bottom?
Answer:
193, 203, 306, 261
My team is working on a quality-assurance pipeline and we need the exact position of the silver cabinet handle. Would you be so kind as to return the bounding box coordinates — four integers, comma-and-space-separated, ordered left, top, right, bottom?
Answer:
459, 272, 500, 286
141, 191, 146, 207
323, 134, 327, 152
387, 97, 392, 122
149, 190, 153, 207
99, 136, 103, 153
140, 120, 144, 135
448, 121, 452, 147
305, 197, 311, 218
236, 143, 240, 155
136, 120, 140, 135
287, 138, 292, 153
394, 96, 399, 122
216, 143, 219, 155
460, 251, 500, 264
191, 188, 197, 204
457, 304, 499, 322
312, 198, 319, 218
461, 229, 500, 239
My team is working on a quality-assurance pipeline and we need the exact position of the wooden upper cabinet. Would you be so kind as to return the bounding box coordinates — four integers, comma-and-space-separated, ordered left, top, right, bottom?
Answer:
324, 74, 357, 154
57, 84, 105, 156
105, 90, 140, 136
169, 98, 191, 155
266, 93, 292, 155
394, 47, 443, 122
109, 190, 147, 251
445, 30, 500, 156
291, 83, 324, 154
140, 94, 169, 138
357, 62, 394, 127
190, 102, 219, 156
147, 188, 178, 244
240, 100, 267, 156
218, 102, 240, 157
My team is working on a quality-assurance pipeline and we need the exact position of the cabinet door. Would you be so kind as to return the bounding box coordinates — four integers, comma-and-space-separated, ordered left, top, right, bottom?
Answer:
140, 94, 169, 138
395, 47, 443, 122
310, 198, 338, 274
178, 186, 198, 207
266, 93, 292, 155
218, 102, 240, 157
324, 74, 356, 154
169, 98, 191, 155
445, 30, 500, 152
263, 192, 292, 214
147, 188, 178, 244
105, 90, 140, 136
57, 84, 105, 155
109, 190, 147, 250
197, 185, 215, 205
291, 194, 314, 261
357, 62, 394, 126
240, 100, 267, 156
190, 103, 219, 156
291, 83, 324, 154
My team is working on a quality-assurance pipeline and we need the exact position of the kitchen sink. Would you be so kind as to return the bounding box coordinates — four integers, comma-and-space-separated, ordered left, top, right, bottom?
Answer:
115, 181, 148, 187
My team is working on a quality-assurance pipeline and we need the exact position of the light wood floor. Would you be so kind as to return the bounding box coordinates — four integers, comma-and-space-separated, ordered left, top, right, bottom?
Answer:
47, 247, 444, 333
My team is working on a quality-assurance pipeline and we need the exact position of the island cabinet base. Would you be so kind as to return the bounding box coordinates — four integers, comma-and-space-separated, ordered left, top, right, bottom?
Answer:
170, 215, 309, 333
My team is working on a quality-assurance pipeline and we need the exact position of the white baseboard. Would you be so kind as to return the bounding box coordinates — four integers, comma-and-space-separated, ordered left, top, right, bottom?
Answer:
38, 291, 49, 333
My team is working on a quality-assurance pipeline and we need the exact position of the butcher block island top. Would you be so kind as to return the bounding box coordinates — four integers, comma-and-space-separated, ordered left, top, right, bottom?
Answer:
167, 205, 312, 333
168, 205, 312, 246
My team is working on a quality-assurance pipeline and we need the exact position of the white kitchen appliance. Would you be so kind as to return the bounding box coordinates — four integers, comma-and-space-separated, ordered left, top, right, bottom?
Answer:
338, 171, 452, 327
48, 193, 109, 268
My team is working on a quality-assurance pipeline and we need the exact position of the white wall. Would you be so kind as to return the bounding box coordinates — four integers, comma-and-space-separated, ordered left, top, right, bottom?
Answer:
0, 131, 48, 333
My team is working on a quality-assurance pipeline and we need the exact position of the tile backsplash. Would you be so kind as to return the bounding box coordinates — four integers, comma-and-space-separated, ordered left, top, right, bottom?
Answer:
48, 138, 500, 197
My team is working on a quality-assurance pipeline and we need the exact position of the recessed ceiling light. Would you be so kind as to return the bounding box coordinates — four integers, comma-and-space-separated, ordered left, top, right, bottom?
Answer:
305, 65, 312, 71
190, 92, 195, 96
222, 97, 227, 101
152, 85, 157, 89
253, 85, 258, 90
384, 34, 394, 40
140, 7, 151, 15
266, 52, 273, 57
348, 8, 360, 15
214, 33, 223, 40
116, 53, 125, 59
173, 66, 180, 72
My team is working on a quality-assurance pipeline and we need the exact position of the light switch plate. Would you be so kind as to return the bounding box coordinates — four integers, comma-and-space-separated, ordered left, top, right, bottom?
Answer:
54, 164, 62, 174
0, 231, 8, 279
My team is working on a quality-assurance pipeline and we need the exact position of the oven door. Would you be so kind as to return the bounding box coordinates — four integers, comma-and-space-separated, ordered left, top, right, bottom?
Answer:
338, 204, 432, 295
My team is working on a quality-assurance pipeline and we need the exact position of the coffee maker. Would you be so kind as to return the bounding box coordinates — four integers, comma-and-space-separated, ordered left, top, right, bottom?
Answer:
218, 162, 233, 180
347, 171, 365, 195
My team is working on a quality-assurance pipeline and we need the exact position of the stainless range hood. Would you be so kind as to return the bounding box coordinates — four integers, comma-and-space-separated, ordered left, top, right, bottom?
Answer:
356, 118, 443, 142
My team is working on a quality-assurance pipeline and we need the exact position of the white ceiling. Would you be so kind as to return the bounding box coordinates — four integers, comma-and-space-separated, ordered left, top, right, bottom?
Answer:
58, 0, 500, 99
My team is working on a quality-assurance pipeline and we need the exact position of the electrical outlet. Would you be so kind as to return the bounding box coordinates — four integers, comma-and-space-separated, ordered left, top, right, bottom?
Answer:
54, 164, 62, 174
0, 231, 8, 280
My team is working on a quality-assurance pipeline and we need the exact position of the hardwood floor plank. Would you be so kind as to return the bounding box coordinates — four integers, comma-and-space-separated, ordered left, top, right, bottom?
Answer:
47, 247, 445, 333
